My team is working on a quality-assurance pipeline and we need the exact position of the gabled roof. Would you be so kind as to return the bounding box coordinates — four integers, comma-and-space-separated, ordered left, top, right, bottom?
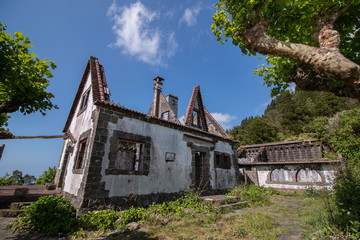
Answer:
184, 85, 208, 132
63, 56, 110, 133
203, 107, 228, 138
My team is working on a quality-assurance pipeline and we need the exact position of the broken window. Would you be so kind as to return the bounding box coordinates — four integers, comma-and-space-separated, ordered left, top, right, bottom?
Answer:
161, 111, 169, 120
74, 138, 87, 170
79, 88, 90, 113
115, 139, 144, 171
192, 110, 201, 127
214, 152, 231, 169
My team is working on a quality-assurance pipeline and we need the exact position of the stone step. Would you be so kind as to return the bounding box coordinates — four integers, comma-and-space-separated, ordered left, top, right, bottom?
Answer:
0, 209, 24, 218
199, 195, 240, 205
10, 202, 33, 210
218, 201, 248, 210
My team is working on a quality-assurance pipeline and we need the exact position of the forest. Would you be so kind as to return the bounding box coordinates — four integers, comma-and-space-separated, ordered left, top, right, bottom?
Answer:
228, 89, 359, 146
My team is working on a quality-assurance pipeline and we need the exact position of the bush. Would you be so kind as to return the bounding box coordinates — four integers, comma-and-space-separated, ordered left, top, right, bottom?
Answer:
8, 195, 77, 235
78, 210, 119, 231
227, 184, 272, 206
119, 191, 214, 226
305, 107, 360, 237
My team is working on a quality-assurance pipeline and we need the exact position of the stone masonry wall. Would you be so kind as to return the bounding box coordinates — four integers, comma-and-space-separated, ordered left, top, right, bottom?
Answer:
240, 140, 323, 162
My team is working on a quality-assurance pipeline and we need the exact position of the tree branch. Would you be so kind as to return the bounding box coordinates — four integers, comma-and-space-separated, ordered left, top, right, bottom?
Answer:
0, 100, 21, 114
243, 21, 360, 98
290, 64, 360, 99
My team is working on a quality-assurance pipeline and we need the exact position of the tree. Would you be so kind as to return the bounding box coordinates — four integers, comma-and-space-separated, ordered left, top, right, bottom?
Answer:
212, 0, 360, 99
36, 166, 56, 185
0, 170, 36, 185
0, 23, 57, 129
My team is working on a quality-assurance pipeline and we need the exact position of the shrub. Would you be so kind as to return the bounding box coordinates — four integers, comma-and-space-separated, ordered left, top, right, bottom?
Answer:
8, 195, 77, 235
120, 206, 147, 225
119, 191, 214, 226
78, 210, 119, 231
227, 184, 272, 206
305, 107, 360, 237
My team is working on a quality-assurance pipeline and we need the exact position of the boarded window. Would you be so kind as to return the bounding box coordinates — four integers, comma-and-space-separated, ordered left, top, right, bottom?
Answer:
214, 152, 231, 169
296, 168, 322, 183
115, 139, 144, 171
74, 138, 87, 170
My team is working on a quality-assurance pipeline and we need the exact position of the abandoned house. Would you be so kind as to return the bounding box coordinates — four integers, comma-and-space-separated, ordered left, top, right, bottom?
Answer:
237, 139, 342, 191
54, 56, 240, 211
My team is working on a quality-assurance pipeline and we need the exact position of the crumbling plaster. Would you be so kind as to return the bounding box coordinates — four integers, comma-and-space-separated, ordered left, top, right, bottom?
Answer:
61, 74, 96, 196
99, 115, 237, 197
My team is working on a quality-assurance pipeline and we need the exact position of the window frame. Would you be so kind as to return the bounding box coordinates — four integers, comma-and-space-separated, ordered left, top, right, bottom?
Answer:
214, 152, 232, 169
73, 138, 88, 173
78, 88, 91, 115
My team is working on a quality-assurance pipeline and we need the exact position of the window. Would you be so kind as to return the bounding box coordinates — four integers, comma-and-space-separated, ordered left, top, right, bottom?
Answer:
106, 130, 151, 175
115, 139, 144, 171
192, 110, 201, 127
74, 138, 87, 170
214, 152, 231, 169
79, 88, 90, 114
161, 111, 169, 120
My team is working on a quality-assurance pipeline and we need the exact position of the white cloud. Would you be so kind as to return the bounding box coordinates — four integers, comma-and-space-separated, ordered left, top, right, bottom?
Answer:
107, 1, 177, 66
210, 112, 236, 130
166, 32, 178, 57
179, 6, 201, 27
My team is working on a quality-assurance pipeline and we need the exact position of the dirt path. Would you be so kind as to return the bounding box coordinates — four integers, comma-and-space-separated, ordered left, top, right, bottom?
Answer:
230, 195, 310, 240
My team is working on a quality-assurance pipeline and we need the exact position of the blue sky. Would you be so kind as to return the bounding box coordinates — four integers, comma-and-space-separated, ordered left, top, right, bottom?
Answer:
0, 0, 272, 177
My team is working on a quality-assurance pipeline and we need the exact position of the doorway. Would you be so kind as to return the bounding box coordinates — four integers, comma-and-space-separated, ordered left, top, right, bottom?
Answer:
194, 151, 206, 188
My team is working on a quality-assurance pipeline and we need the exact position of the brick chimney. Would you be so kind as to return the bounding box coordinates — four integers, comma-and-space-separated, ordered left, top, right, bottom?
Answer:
153, 76, 164, 117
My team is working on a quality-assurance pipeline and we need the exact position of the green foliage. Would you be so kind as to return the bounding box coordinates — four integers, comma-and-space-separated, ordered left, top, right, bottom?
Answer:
8, 195, 77, 235
120, 206, 147, 225
304, 107, 360, 237
119, 191, 214, 226
0, 170, 36, 186
0, 173, 15, 185
78, 210, 119, 231
211, 1, 360, 97
0, 23, 57, 129
36, 166, 56, 185
229, 89, 358, 146
227, 184, 274, 206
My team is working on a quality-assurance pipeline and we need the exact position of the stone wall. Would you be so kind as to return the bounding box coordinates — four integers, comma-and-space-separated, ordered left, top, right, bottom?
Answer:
238, 140, 324, 163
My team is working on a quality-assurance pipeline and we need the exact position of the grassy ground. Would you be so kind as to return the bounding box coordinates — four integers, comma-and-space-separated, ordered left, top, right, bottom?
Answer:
2, 187, 326, 240
108, 194, 324, 240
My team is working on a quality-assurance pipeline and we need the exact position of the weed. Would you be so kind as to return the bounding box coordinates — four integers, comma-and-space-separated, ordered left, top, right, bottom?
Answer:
227, 184, 272, 206
78, 209, 119, 231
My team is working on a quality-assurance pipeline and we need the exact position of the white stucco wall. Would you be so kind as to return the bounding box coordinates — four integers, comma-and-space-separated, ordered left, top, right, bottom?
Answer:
212, 141, 237, 190
61, 73, 96, 196
100, 116, 237, 197
255, 164, 337, 190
